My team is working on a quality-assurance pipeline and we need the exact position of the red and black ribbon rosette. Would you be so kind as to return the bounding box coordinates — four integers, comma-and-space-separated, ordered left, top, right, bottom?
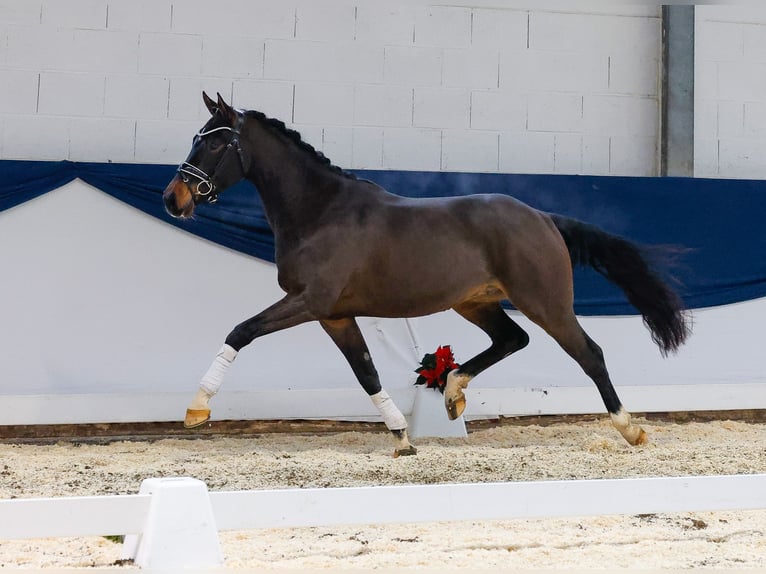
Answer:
414, 345, 459, 394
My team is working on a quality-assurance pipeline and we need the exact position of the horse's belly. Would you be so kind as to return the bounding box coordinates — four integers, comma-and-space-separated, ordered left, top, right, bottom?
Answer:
330, 279, 504, 319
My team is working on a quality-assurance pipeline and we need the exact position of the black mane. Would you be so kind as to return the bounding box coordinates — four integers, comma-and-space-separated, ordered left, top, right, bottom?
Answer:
244, 110, 357, 180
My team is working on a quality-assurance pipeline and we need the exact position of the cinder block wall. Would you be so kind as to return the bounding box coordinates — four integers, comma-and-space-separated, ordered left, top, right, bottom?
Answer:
695, 6, 766, 178
1, 2, 661, 175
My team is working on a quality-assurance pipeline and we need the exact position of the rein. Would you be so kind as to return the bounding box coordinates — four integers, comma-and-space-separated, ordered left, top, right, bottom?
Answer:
177, 117, 247, 204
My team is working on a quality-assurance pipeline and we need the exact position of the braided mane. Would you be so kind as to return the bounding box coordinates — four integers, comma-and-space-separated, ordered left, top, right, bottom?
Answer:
244, 110, 357, 180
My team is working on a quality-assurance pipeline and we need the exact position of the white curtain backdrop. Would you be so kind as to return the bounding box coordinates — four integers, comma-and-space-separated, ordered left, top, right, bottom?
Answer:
1, 181, 764, 425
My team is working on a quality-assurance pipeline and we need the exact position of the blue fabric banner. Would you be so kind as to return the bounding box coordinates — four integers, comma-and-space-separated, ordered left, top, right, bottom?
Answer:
2, 160, 765, 315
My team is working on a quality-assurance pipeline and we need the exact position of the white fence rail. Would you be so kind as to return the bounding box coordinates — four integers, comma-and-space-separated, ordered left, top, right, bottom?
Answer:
1, 474, 765, 569
0, 494, 149, 539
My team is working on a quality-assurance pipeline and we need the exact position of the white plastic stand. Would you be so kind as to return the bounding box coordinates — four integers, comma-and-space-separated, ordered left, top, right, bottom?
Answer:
408, 385, 467, 438
121, 477, 223, 569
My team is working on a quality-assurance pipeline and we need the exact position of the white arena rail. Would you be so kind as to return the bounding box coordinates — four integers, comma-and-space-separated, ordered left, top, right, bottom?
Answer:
1, 474, 765, 569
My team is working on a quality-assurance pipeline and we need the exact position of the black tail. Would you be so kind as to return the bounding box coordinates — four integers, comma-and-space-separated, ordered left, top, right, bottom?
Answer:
550, 214, 691, 355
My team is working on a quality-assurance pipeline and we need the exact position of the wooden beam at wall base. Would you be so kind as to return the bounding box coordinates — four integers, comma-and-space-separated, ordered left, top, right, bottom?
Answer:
2, 409, 765, 443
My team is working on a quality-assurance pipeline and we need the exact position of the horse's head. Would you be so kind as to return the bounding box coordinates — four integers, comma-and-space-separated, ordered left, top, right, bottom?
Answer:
163, 92, 249, 219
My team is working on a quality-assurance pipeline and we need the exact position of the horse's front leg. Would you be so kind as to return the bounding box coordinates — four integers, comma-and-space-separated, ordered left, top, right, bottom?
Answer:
320, 318, 417, 457
184, 294, 316, 428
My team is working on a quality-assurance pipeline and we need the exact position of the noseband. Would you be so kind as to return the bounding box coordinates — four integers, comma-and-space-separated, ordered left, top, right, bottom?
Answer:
178, 118, 246, 204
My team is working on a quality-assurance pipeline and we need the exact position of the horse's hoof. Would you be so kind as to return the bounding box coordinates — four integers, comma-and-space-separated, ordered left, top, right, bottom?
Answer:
184, 408, 211, 428
444, 371, 470, 420
393, 445, 418, 458
445, 396, 466, 420
631, 428, 649, 446
611, 409, 647, 446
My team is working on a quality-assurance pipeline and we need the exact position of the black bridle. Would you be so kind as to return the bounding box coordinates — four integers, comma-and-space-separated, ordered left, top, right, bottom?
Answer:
177, 116, 247, 204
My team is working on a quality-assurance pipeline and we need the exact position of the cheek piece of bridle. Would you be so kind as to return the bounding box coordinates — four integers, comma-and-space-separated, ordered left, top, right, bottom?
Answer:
177, 115, 247, 204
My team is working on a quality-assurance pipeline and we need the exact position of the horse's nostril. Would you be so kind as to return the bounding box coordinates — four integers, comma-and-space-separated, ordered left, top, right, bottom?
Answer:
163, 192, 177, 214
162, 175, 195, 218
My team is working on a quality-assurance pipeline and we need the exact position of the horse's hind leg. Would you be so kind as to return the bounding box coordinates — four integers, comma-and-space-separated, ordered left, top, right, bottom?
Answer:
320, 318, 417, 457
444, 301, 530, 420
539, 312, 647, 445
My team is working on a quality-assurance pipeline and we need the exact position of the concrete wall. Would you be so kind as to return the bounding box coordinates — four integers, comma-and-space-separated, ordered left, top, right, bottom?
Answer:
6, 2, 766, 179
0, 1, 661, 175
695, 6, 766, 178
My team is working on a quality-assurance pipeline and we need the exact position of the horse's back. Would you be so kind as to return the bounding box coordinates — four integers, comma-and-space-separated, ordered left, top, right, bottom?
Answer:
317, 187, 571, 318
340, 184, 568, 282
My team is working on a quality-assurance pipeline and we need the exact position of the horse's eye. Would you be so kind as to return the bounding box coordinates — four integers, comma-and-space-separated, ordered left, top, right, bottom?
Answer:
208, 140, 225, 152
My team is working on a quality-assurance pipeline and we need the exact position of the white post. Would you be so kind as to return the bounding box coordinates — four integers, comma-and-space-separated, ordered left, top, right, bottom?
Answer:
409, 384, 467, 438
121, 477, 223, 569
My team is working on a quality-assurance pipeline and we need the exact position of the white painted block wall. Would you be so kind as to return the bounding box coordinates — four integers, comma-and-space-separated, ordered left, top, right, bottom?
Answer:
0, 1, 661, 176
695, 6, 766, 178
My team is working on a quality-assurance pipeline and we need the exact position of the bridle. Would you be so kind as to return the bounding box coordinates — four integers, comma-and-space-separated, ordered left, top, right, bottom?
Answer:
177, 115, 247, 204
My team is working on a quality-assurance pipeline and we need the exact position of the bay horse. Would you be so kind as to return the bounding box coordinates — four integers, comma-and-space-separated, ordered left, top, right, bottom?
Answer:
163, 92, 690, 456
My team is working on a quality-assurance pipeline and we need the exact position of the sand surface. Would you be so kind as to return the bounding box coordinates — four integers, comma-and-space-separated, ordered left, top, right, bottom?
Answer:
1, 417, 765, 569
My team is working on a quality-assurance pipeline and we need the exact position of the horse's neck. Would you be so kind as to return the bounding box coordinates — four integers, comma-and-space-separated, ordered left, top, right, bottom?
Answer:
243, 119, 344, 239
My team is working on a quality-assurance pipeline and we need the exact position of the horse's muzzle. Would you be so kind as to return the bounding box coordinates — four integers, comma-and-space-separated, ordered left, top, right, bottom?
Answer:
163, 175, 195, 219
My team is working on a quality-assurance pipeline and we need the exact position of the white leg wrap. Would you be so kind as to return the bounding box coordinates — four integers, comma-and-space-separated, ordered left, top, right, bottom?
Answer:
370, 390, 407, 431
199, 344, 238, 396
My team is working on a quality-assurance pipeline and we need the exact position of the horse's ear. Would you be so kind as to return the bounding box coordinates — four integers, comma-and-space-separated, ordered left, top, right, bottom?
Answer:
216, 92, 238, 124
202, 91, 218, 116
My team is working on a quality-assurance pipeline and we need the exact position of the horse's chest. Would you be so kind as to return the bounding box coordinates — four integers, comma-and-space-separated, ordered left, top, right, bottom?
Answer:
274, 246, 345, 295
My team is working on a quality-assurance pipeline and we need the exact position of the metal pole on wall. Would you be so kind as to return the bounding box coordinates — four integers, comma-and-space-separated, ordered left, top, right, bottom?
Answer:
661, 5, 695, 177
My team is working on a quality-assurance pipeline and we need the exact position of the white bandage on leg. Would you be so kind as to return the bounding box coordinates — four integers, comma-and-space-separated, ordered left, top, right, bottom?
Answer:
199, 344, 238, 396
370, 390, 407, 431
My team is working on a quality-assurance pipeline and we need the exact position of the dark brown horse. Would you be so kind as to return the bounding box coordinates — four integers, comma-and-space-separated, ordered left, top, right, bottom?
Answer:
163, 92, 690, 456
